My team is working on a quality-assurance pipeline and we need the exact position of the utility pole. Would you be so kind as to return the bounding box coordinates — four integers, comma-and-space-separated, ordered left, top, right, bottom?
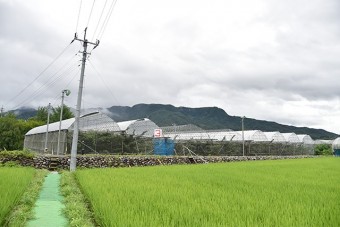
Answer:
70, 28, 99, 171
0, 106, 3, 117
242, 116, 245, 156
57, 89, 71, 156
45, 103, 51, 154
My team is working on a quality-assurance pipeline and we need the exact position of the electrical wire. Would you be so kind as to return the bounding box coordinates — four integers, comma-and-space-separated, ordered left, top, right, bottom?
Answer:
5, 43, 71, 108
86, 0, 97, 29
51, 68, 80, 108
12, 64, 79, 110
88, 59, 120, 106
75, 0, 83, 34
11, 51, 79, 109
97, 0, 117, 41
91, 0, 108, 41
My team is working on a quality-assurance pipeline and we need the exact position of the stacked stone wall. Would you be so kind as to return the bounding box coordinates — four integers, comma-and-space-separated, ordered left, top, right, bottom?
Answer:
0, 155, 314, 170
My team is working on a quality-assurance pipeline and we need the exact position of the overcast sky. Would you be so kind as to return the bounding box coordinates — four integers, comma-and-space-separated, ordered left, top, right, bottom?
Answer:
1, 0, 340, 134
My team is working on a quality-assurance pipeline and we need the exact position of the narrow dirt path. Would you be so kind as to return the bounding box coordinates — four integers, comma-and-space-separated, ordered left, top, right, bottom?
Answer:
26, 172, 68, 227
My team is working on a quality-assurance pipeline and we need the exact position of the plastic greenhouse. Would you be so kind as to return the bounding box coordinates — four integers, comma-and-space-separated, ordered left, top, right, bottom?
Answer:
297, 135, 314, 145
24, 112, 120, 154
234, 130, 268, 142
281, 133, 300, 143
117, 118, 159, 137
263, 132, 286, 143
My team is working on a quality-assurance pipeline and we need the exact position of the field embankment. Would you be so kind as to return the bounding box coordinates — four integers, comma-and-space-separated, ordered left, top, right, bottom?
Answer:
75, 157, 340, 227
0, 167, 36, 226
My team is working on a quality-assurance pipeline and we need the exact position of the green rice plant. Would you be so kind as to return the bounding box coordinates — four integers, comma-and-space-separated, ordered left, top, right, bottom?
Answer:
60, 171, 95, 227
76, 158, 340, 227
5, 169, 47, 227
0, 167, 36, 226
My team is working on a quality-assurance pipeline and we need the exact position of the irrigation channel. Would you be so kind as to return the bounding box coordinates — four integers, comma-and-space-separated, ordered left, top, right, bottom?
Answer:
26, 172, 68, 227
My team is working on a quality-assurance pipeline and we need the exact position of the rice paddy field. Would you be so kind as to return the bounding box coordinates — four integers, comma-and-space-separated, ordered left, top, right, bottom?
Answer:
75, 157, 340, 227
0, 167, 36, 225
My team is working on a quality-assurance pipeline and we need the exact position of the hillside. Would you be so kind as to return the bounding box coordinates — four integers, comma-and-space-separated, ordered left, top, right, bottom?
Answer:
10, 104, 338, 140
107, 104, 338, 140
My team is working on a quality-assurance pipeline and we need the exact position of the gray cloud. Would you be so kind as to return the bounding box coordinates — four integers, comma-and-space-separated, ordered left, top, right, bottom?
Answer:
1, 0, 340, 133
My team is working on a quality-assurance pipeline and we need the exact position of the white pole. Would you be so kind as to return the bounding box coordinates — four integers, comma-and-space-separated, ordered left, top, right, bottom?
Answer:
57, 90, 65, 156
70, 28, 99, 171
44, 103, 51, 154
242, 116, 245, 156
70, 41, 87, 171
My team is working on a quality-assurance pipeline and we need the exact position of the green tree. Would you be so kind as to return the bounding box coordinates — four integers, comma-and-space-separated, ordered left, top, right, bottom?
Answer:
33, 106, 48, 122
0, 114, 42, 150
50, 105, 74, 123
31, 105, 74, 124
314, 144, 333, 155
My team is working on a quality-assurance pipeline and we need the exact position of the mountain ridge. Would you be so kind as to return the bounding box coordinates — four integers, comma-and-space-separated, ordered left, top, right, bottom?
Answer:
10, 104, 339, 140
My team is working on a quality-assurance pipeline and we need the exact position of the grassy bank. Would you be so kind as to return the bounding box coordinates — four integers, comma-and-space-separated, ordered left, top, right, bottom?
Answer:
75, 157, 340, 226
0, 167, 36, 226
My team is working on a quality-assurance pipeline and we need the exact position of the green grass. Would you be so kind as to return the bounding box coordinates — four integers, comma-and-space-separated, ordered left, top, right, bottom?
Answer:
0, 167, 36, 226
75, 157, 340, 227
60, 171, 95, 227
5, 169, 47, 227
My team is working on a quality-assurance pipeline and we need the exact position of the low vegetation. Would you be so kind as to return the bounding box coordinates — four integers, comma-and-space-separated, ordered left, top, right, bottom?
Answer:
0, 150, 35, 160
60, 171, 95, 227
4, 169, 47, 227
76, 157, 340, 226
0, 167, 36, 226
314, 144, 333, 155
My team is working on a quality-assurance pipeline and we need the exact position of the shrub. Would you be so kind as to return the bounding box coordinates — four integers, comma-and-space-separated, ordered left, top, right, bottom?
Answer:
314, 144, 333, 155
0, 150, 35, 159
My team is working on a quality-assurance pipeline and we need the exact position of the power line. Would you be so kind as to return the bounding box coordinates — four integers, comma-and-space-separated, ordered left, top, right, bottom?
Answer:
11, 52, 79, 110
88, 59, 120, 106
12, 64, 79, 110
51, 68, 80, 107
91, 0, 108, 41
5, 43, 71, 108
97, 0, 117, 41
75, 0, 83, 33
86, 0, 97, 29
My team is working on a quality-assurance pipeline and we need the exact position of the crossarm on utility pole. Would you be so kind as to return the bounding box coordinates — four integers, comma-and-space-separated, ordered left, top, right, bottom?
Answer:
69, 28, 99, 171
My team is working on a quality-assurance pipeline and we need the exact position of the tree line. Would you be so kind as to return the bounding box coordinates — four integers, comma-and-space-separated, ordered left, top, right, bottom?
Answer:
0, 105, 74, 151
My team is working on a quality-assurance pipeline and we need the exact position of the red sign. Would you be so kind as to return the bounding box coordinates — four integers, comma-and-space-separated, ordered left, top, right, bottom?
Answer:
154, 129, 163, 138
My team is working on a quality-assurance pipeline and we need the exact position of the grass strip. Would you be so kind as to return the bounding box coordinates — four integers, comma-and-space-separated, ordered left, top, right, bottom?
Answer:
4, 169, 48, 227
60, 171, 95, 227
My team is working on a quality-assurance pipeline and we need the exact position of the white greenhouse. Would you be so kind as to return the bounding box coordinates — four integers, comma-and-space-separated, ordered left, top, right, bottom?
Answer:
234, 130, 268, 142
263, 132, 286, 143
297, 134, 314, 145
281, 133, 300, 143
117, 118, 159, 137
24, 112, 120, 154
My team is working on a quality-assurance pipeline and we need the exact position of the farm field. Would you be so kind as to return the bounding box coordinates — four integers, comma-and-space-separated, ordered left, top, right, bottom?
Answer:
0, 167, 36, 225
76, 157, 340, 227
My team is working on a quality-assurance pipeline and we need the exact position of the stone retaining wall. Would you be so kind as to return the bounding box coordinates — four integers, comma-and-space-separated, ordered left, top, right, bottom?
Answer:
0, 155, 314, 170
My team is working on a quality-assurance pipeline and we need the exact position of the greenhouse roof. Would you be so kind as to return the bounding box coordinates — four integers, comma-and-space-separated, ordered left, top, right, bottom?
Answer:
117, 118, 159, 137
281, 133, 300, 143
117, 119, 139, 131
234, 130, 268, 142
263, 132, 286, 143
26, 112, 121, 136
332, 137, 340, 149
161, 124, 204, 133
165, 130, 269, 142
26, 118, 75, 135
297, 134, 314, 145
314, 139, 334, 145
